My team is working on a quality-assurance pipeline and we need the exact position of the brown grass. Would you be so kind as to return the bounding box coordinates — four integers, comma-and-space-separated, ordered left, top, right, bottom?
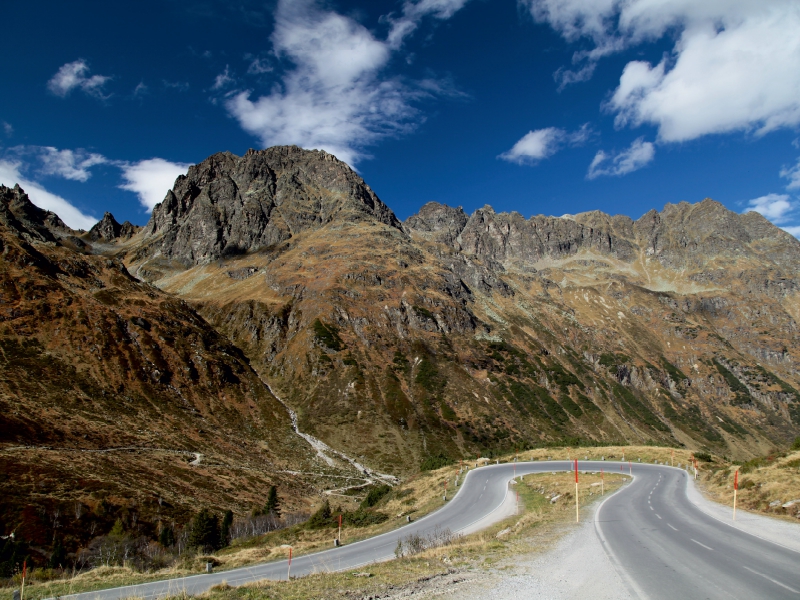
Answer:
696, 450, 800, 521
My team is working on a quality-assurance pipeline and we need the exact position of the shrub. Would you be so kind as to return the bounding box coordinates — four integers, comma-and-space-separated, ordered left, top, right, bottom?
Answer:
360, 485, 392, 509
312, 319, 344, 351
306, 499, 333, 529
420, 453, 452, 471
343, 509, 389, 527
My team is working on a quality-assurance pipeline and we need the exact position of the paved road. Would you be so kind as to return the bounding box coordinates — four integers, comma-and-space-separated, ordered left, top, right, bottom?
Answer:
58, 461, 800, 600
597, 464, 800, 599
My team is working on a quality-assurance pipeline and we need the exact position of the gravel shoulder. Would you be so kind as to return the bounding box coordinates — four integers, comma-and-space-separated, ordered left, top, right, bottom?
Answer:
437, 500, 633, 600
413, 471, 800, 600
685, 472, 800, 553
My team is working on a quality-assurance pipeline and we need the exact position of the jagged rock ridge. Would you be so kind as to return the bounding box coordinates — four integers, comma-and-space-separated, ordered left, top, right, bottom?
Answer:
134, 146, 403, 267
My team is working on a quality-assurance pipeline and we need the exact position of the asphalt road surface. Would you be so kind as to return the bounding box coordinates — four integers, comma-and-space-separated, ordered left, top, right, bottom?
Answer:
57, 461, 800, 600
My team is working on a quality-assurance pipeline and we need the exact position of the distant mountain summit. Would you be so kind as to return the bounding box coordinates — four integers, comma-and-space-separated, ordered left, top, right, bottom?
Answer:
405, 199, 800, 272
134, 146, 403, 266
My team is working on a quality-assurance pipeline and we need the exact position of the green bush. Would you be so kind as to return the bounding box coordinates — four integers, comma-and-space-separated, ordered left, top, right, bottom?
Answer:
792, 437, 800, 451
312, 319, 344, 351
361, 485, 392, 509
420, 453, 452, 471
344, 509, 389, 527
712, 359, 752, 405
694, 451, 713, 462
306, 499, 333, 529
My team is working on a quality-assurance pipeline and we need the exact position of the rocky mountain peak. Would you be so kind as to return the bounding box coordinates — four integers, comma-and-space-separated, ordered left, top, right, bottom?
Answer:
0, 184, 73, 243
89, 212, 138, 242
403, 201, 468, 246
138, 145, 404, 266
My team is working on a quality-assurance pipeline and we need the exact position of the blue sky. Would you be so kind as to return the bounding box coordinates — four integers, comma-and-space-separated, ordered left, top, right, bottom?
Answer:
2, 0, 800, 236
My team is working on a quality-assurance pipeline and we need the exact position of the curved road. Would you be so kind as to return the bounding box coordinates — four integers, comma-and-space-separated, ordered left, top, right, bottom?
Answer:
59, 462, 800, 600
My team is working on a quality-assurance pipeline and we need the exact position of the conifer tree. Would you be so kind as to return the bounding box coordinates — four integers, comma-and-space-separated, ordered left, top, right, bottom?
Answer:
264, 486, 281, 517
220, 510, 233, 547
188, 509, 221, 552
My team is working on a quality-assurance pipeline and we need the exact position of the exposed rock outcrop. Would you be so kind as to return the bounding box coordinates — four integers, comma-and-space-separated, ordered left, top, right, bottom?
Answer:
136, 146, 404, 266
89, 211, 138, 241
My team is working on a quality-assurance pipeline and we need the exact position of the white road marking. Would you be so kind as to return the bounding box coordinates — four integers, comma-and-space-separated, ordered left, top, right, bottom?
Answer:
691, 539, 713, 551
650, 506, 654, 511
667, 524, 677, 531
655, 514, 662, 519
743, 566, 800, 594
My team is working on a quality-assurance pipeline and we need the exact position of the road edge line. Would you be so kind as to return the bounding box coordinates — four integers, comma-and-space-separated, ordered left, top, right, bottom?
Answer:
593, 473, 649, 600
681, 474, 800, 556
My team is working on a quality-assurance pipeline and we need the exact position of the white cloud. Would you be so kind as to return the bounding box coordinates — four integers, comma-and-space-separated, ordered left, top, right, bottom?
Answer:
2, 122, 12, 137
47, 59, 111, 99
587, 137, 654, 179
133, 82, 148, 96
744, 193, 794, 223
246, 57, 272, 75
781, 158, 800, 190
5, 145, 107, 182
119, 158, 191, 211
211, 66, 235, 91
0, 160, 97, 230
163, 80, 190, 92
37, 147, 107, 182
499, 125, 591, 165
387, 0, 472, 48
225, 0, 468, 166
525, 1, 800, 142
743, 192, 800, 237
781, 225, 800, 238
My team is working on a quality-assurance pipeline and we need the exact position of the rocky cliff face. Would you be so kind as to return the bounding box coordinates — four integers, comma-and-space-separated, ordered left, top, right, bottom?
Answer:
405, 199, 800, 275
89, 211, 138, 242
134, 146, 403, 267
0, 184, 73, 243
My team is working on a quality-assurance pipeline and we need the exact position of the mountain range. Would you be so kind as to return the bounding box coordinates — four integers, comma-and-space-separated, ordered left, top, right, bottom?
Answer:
2, 145, 799, 553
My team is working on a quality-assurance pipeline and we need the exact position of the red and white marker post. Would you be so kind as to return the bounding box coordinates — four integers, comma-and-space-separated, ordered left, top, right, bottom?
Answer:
671, 449, 675, 467
287, 547, 292, 580
20, 560, 26, 600
601, 467, 604, 496
338, 513, 343, 543
629, 461, 632, 476
443, 479, 448, 501
733, 469, 739, 520
574, 459, 579, 523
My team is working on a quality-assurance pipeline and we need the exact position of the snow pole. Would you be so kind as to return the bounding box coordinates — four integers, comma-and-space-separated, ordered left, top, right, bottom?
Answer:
574, 459, 579, 523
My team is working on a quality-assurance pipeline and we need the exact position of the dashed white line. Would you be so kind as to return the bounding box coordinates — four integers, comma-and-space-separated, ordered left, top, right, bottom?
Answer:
691, 539, 713, 551
655, 514, 662, 519
743, 566, 800, 594
667, 524, 678, 531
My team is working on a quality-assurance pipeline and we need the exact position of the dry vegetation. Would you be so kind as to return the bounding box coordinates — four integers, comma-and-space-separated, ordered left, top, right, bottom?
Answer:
695, 447, 800, 521
2, 447, 641, 600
